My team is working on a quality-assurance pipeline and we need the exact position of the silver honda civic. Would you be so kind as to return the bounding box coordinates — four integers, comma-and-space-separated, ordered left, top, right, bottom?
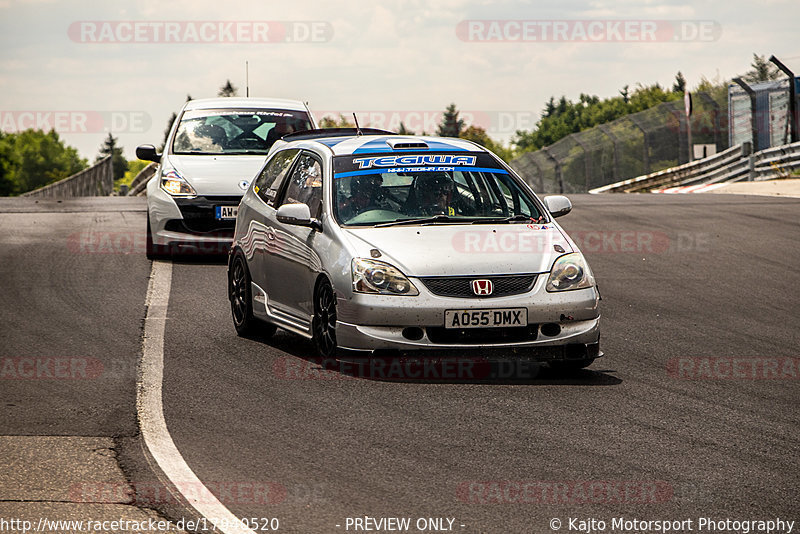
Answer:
228, 130, 601, 369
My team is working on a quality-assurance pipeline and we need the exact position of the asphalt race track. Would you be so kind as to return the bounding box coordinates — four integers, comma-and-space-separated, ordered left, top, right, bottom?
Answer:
1, 194, 798, 534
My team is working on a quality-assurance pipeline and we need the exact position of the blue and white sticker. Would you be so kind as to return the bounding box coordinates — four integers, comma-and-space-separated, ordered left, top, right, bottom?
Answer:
352, 154, 477, 170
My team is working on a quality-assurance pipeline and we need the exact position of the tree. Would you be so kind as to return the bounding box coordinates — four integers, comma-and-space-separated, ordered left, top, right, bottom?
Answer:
218, 80, 238, 97
460, 125, 493, 147
161, 113, 177, 152
672, 71, 686, 93
0, 129, 87, 194
0, 133, 19, 195
318, 114, 355, 128
396, 122, 414, 135
543, 97, 557, 117
743, 54, 781, 83
115, 159, 151, 192
694, 74, 729, 109
437, 103, 464, 137
512, 81, 679, 153
459, 125, 513, 162
627, 83, 680, 113
97, 132, 128, 181
619, 85, 630, 104
161, 94, 192, 151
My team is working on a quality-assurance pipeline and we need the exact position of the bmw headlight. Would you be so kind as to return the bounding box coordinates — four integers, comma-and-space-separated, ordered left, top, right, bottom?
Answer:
546, 253, 595, 292
352, 258, 419, 296
160, 169, 196, 197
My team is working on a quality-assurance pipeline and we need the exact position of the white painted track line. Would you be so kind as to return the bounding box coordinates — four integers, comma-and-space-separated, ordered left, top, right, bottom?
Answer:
654, 182, 730, 194
137, 260, 256, 534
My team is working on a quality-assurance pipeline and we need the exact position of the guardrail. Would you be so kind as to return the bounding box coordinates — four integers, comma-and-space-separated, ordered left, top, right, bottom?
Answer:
591, 140, 800, 193
751, 142, 800, 180
589, 144, 750, 194
127, 163, 157, 196
22, 156, 113, 198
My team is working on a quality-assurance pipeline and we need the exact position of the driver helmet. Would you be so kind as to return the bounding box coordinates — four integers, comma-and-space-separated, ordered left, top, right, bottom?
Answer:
350, 174, 383, 200
415, 172, 454, 202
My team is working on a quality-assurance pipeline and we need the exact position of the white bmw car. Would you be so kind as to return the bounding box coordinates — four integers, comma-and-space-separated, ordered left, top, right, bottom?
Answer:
136, 97, 315, 258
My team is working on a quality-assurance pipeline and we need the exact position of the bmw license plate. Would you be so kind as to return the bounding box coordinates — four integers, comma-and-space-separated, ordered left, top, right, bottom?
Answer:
445, 308, 527, 329
215, 206, 238, 220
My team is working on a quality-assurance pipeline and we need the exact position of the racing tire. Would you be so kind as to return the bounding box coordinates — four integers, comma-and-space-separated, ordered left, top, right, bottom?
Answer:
229, 251, 276, 338
312, 278, 338, 358
146, 217, 169, 260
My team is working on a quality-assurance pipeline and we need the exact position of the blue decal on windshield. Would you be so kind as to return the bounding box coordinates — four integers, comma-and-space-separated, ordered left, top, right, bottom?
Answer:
335, 167, 509, 179
353, 154, 477, 169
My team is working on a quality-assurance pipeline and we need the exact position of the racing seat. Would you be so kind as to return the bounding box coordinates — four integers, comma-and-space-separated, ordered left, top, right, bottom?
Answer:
265, 122, 296, 149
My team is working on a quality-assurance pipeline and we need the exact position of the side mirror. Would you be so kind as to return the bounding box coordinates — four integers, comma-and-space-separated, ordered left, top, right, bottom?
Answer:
276, 203, 321, 230
543, 195, 572, 218
136, 144, 161, 163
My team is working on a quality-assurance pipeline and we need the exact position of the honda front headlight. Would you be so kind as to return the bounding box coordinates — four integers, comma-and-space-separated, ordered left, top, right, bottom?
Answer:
352, 258, 419, 296
546, 253, 595, 292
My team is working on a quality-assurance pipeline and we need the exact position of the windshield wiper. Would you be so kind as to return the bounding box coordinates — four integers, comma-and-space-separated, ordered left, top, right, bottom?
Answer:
374, 214, 547, 228
470, 215, 545, 224
374, 215, 475, 228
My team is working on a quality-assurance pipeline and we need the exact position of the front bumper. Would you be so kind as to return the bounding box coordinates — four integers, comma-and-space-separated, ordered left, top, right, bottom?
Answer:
334, 276, 600, 356
148, 183, 241, 253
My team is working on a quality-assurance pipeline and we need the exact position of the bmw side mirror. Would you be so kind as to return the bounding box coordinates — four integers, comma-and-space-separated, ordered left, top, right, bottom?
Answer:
276, 203, 321, 230
136, 144, 161, 163
543, 195, 572, 218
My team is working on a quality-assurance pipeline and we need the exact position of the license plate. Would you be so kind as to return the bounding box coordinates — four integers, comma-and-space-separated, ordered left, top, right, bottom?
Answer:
215, 206, 238, 220
444, 308, 527, 329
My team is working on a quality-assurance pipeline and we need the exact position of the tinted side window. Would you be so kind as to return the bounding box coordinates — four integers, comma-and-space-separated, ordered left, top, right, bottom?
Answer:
255, 149, 299, 205
279, 154, 323, 218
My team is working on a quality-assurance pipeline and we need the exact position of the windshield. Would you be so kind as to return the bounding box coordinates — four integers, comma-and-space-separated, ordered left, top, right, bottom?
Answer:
171, 108, 312, 155
333, 152, 545, 226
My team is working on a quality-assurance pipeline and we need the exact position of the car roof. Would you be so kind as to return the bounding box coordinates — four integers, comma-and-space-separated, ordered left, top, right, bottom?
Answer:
182, 97, 308, 112
289, 134, 485, 156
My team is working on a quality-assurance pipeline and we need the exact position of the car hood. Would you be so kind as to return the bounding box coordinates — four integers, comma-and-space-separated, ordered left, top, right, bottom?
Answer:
166, 154, 266, 196
340, 224, 574, 277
